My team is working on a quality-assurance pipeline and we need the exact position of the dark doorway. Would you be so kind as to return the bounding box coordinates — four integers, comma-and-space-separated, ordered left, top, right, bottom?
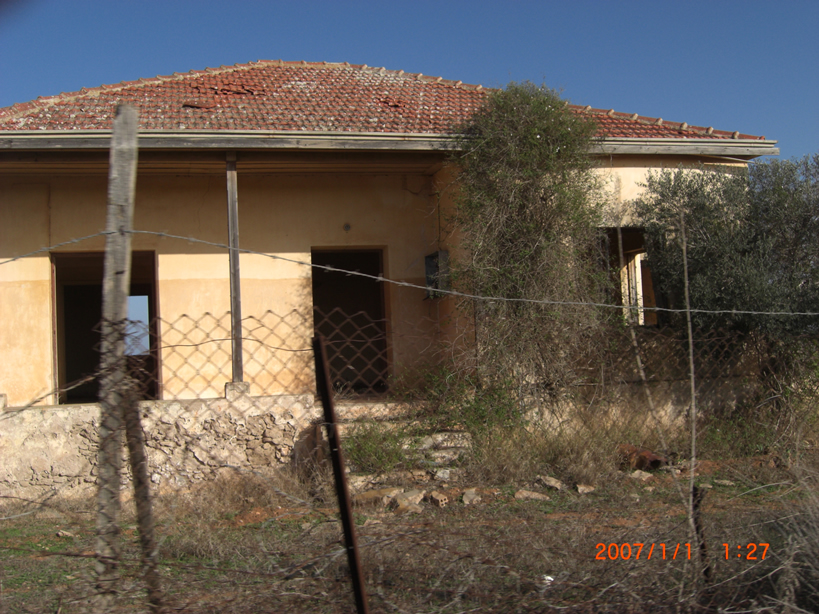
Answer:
311, 250, 388, 394
53, 252, 159, 404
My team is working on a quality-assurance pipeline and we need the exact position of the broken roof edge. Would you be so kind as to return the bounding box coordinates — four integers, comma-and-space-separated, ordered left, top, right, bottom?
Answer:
574, 106, 770, 142
0, 130, 779, 158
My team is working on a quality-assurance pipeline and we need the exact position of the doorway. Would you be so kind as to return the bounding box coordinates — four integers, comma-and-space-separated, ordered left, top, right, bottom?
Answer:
606, 228, 658, 326
311, 250, 388, 394
53, 252, 158, 403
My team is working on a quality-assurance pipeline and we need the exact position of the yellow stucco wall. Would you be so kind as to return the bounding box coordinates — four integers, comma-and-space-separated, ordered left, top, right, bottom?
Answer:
1, 167, 444, 405
0, 153, 748, 407
595, 154, 746, 225
0, 183, 55, 405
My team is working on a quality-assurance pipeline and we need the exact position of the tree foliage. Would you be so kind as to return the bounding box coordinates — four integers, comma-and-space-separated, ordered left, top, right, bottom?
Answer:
635, 155, 819, 335
451, 82, 610, 387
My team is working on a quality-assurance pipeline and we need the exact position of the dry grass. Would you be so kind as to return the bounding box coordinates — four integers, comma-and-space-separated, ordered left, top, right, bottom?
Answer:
3, 389, 819, 613
3, 451, 818, 613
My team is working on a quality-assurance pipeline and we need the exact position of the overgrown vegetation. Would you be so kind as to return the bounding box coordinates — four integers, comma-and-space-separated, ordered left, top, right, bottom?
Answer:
344, 421, 412, 474
451, 82, 612, 395
633, 156, 819, 462
634, 155, 819, 335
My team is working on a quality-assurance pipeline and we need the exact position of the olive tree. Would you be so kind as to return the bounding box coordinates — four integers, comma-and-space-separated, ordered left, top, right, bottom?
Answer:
635, 155, 819, 336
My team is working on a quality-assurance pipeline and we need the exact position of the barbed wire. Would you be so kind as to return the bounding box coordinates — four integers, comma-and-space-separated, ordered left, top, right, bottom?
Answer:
0, 231, 111, 265
3, 228, 819, 318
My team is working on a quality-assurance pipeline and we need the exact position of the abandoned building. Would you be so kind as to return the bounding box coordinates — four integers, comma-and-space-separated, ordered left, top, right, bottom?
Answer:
0, 60, 779, 410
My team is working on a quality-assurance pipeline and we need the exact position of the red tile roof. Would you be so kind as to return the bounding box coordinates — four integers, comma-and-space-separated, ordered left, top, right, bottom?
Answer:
0, 60, 767, 141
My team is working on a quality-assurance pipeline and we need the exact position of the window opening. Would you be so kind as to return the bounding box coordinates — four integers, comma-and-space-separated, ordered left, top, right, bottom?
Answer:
607, 229, 657, 326
53, 252, 159, 403
127, 295, 151, 355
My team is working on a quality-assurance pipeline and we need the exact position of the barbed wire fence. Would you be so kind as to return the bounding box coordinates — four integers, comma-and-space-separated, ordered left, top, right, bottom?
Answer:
3, 222, 819, 612
3, 225, 819, 607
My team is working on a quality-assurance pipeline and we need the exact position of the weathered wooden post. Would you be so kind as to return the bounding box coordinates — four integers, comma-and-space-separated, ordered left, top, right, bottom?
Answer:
95, 104, 164, 612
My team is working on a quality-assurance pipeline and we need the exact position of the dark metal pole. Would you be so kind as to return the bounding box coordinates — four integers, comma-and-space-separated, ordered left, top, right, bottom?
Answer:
312, 336, 370, 614
226, 151, 243, 382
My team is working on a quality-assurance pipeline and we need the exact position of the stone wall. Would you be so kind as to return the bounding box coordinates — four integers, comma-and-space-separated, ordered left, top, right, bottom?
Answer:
0, 393, 319, 500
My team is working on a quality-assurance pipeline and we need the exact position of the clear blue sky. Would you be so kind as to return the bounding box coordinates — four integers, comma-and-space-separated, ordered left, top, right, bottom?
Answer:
1, 0, 817, 160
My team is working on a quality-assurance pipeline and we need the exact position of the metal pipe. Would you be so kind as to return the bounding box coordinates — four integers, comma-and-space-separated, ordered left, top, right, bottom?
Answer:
226, 151, 243, 382
312, 336, 370, 614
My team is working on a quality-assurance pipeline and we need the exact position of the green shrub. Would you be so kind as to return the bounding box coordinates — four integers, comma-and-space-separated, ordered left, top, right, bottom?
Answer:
343, 422, 412, 474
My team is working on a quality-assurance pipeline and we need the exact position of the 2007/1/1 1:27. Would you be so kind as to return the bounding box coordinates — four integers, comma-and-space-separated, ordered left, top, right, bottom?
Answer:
596, 543, 770, 561
723, 543, 769, 560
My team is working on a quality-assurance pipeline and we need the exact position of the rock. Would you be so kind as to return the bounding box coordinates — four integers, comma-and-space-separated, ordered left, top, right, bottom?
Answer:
429, 491, 449, 507
354, 487, 403, 507
56, 530, 74, 538
416, 435, 435, 450
393, 501, 423, 514
394, 489, 425, 506
714, 479, 735, 486
262, 427, 286, 445
246, 446, 277, 466
416, 432, 472, 450
347, 475, 375, 492
428, 449, 463, 464
536, 475, 566, 491
698, 482, 713, 489
576, 484, 595, 495
462, 488, 481, 505
629, 470, 653, 482
433, 468, 451, 481
514, 489, 550, 502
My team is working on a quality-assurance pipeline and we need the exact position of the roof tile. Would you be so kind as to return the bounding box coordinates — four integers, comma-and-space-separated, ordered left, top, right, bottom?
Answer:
0, 61, 766, 141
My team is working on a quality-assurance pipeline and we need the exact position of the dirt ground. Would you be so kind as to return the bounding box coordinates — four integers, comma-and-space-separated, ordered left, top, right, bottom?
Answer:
1, 456, 815, 614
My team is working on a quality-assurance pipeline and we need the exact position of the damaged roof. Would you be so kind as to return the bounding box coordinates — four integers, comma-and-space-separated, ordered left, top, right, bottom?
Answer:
0, 60, 777, 156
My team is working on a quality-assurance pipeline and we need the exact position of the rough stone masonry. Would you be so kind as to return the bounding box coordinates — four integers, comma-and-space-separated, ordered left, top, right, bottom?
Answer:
0, 393, 319, 499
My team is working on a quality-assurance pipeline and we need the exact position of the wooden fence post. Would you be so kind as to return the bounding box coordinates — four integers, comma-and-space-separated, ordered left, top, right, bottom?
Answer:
95, 104, 164, 612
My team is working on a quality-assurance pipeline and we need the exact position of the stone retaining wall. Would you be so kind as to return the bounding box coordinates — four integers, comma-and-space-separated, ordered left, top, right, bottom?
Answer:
0, 393, 319, 500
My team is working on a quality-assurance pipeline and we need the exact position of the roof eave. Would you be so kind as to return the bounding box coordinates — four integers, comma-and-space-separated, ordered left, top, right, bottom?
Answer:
595, 137, 779, 158
0, 130, 459, 152
0, 131, 779, 158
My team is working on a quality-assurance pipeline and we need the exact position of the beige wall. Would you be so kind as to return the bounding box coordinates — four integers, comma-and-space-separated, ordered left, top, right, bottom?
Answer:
1, 167, 443, 406
0, 183, 55, 405
0, 153, 749, 407
595, 154, 746, 225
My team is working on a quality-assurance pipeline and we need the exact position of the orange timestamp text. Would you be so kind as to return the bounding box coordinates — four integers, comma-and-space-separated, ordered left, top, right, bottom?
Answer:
596, 543, 692, 560
596, 542, 771, 561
